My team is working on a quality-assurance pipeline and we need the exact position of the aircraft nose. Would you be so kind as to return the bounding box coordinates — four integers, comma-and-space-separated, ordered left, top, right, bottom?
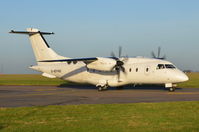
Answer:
176, 72, 189, 82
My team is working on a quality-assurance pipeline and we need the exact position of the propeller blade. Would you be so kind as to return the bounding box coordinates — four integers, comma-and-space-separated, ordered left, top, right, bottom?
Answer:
158, 47, 161, 58
111, 51, 116, 58
151, 51, 156, 58
119, 46, 122, 58
116, 60, 124, 66
162, 55, 166, 59
111, 65, 116, 71
122, 55, 129, 62
109, 46, 127, 82
151, 47, 166, 60
117, 66, 126, 82
121, 66, 125, 73
117, 69, 120, 82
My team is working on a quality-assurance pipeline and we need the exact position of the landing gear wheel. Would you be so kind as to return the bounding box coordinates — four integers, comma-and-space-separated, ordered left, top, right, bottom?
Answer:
97, 84, 108, 91
98, 86, 103, 91
169, 87, 175, 92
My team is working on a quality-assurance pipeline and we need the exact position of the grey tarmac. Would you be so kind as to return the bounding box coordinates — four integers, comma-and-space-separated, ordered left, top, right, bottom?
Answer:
0, 85, 199, 107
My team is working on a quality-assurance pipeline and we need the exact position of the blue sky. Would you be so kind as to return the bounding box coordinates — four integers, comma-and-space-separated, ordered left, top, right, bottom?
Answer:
0, 0, 199, 73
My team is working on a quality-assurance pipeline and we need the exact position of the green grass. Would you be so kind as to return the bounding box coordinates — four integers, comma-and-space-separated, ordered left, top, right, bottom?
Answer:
0, 101, 199, 132
178, 72, 199, 88
0, 73, 199, 88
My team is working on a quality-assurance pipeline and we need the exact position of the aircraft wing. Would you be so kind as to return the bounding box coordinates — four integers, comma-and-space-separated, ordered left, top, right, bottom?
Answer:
39, 57, 98, 64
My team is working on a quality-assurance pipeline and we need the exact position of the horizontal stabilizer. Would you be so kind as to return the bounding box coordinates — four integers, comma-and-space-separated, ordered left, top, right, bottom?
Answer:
9, 29, 54, 35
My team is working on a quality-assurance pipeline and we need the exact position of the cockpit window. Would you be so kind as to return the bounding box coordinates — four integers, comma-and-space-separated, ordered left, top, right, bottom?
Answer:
157, 64, 176, 70
165, 64, 176, 69
156, 64, 165, 69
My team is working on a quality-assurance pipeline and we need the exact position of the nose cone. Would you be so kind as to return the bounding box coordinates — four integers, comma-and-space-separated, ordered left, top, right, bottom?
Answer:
176, 72, 189, 82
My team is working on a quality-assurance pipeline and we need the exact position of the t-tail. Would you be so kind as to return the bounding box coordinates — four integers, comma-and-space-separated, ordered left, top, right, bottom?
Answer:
10, 28, 67, 65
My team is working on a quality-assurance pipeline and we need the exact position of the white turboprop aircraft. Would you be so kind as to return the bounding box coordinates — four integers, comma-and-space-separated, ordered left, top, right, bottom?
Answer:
10, 28, 188, 92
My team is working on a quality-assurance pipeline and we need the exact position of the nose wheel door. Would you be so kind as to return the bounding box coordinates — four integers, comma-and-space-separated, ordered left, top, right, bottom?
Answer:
165, 83, 176, 92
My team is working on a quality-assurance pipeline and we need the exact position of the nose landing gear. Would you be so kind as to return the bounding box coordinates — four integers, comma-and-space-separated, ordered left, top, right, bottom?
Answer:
169, 87, 175, 92
165, 83, 176, 92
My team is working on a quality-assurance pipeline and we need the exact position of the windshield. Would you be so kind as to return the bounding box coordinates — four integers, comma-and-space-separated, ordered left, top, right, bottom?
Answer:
165, 64, 176, 69
156, 64, 165, 69
156, 64, 176, 69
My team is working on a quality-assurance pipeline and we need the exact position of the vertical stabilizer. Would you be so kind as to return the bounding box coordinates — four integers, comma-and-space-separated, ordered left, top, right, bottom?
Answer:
10, 28, 68, 65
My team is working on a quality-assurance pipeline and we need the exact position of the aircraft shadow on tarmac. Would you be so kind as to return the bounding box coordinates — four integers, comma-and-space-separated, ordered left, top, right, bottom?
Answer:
58, 83, 182, 91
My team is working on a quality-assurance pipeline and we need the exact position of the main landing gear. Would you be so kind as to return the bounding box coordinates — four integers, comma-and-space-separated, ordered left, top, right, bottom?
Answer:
97, 85, 108, 91
97, 86, 124, 91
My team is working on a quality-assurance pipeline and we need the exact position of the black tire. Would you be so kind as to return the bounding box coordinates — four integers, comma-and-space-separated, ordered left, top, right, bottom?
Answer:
98, 86, 103, 91
169, 87, 175, 92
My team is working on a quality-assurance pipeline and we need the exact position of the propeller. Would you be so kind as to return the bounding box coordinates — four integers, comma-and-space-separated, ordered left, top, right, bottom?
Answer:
151, 46, 166, 59
110, 46, 128, 82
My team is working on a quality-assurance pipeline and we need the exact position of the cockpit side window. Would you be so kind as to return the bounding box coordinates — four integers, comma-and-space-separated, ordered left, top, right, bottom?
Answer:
165, 64, 176, 69
156, 64, 165, 70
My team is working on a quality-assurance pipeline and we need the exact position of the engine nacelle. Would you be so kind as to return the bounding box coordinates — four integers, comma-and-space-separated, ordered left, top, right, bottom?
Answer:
87, 57, 116, 71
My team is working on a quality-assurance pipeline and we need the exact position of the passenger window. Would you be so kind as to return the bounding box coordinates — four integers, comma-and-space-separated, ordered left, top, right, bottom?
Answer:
129, 68, 132, 72
156, 64, 165, 70
146, 68, 149, 72
136, 68, 138, 72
